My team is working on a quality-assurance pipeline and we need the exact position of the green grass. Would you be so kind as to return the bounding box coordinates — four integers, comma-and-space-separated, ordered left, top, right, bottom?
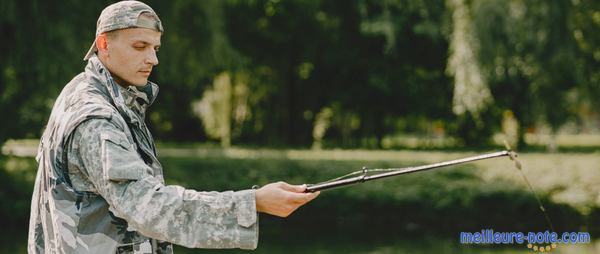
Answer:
158, 154, 595, 235
2, 148, 599, 253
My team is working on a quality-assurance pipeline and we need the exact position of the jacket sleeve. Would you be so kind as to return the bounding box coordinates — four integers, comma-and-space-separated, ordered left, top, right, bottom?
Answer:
73, 119, 258, 249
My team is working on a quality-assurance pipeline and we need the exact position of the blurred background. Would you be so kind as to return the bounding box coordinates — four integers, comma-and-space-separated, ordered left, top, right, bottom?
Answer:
1, 0, 600, 253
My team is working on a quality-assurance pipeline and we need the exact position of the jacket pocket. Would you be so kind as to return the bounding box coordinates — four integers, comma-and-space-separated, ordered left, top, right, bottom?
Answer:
101, 131, 151, 182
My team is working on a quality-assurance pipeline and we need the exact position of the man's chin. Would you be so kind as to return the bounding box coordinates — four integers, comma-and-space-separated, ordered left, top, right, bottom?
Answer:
110, 74, 147, 87
129, 78, 148, 86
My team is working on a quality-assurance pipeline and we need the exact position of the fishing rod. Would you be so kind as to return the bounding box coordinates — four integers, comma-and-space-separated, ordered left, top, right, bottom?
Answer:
303, 143, 557, 250
305, 145, 521, 193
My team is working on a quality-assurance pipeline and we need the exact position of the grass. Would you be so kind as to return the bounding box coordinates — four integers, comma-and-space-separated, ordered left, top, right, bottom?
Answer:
155, 146, 600, 214
1, 147, 599, 253
155, 148, 600, 233
156, 149, 600, 253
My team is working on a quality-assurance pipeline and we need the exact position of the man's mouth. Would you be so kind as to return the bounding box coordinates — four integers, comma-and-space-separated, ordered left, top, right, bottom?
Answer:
139, 70, 151, 76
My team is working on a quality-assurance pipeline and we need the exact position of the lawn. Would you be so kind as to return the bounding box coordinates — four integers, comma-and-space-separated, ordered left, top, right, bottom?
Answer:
1, 146, 598, 253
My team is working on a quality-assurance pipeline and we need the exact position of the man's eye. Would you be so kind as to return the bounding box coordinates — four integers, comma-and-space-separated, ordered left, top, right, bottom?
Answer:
133, 45, 145, 50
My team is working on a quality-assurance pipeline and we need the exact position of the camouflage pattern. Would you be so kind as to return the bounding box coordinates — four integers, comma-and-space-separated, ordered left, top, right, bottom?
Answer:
95, 1, 163, 34
84, 1, 164, 60
28, 56, 259, 253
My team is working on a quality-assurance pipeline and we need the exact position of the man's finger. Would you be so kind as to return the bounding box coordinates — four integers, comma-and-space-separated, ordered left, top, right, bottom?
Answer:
286, 191, 320, 204
280, 182, 307, 193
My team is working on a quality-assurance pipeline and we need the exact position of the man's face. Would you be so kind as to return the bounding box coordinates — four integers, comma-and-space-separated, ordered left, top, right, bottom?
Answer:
102, 28, 161, 86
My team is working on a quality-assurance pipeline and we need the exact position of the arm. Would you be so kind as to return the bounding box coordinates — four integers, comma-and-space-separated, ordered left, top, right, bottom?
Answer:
74, 119, 257, 249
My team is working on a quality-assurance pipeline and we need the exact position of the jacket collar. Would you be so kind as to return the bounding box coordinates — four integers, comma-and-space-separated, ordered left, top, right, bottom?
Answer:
85, 56, 159, 124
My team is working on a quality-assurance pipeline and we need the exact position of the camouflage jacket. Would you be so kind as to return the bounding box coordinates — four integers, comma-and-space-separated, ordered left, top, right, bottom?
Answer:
28, 56, 258, 254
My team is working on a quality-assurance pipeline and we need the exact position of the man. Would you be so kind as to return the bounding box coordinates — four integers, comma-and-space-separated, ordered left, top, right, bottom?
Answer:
28, 1, 319, 253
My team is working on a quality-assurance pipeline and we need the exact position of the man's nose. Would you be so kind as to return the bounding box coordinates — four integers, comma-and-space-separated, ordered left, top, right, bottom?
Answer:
145, 49, 159, 66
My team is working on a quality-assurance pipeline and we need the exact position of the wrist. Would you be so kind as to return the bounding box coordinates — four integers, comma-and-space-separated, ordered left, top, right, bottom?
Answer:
254, 187, 264, 213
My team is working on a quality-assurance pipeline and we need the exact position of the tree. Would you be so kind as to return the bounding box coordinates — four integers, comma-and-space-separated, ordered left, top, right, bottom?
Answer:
472, 0, 578, 148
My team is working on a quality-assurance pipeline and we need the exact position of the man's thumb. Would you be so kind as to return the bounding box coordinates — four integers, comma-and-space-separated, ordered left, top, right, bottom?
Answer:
280, 183, 306, 193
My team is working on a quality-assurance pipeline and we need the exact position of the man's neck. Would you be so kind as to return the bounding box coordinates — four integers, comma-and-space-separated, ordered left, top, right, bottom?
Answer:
110, 73, 134, 88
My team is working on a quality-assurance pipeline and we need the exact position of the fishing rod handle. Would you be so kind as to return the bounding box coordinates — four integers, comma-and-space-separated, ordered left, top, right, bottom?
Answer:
305, 174, 367, 192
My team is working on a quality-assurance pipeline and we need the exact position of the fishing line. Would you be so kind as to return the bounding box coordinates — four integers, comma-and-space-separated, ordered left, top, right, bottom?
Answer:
504, 141, 556, 234
304, 141, 557, 250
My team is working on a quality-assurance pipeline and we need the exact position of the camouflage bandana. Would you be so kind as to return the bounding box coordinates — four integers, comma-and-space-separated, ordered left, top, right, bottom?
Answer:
83, 0, 164, 60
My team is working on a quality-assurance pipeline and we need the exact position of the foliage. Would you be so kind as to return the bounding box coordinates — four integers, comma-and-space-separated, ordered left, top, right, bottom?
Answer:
0, 0, 598, 148
571, 0, 600, 111
473, 0, 579, 145
2, 152, 596, 240
0, 156, 36, 232
447, 0, 493, 119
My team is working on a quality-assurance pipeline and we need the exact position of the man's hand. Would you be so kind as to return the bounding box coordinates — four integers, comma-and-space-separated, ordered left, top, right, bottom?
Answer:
255, 181, 320, 217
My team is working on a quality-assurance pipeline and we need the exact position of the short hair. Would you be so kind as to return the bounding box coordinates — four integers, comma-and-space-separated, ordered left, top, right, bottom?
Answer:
103, 30, 120, 41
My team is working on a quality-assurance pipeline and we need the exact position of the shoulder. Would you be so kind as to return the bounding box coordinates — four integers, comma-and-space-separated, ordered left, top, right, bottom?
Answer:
74, 118, 129, 142
76, 118, 121, 134
61, 75, 128, 130
70, 118, 133, 155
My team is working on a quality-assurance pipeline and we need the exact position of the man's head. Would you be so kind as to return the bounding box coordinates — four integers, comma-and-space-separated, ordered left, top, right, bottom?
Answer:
84, 1, 163, 86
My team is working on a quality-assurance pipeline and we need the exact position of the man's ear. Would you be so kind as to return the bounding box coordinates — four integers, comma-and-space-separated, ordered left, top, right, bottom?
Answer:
96, 34, 108, 56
